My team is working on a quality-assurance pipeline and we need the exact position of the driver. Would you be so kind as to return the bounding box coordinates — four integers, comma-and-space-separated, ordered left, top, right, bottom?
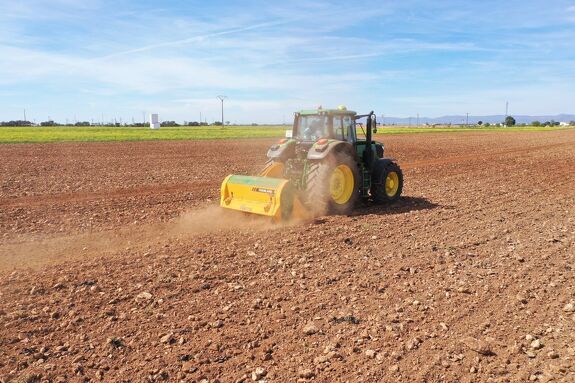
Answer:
303, 118, 325, 141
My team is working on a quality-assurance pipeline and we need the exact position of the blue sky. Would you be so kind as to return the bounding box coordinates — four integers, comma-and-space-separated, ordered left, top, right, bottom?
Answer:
1, 0, 574, 123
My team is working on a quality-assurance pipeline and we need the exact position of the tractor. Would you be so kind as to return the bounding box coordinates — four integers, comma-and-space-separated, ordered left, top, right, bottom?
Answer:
220, 106, 403, 221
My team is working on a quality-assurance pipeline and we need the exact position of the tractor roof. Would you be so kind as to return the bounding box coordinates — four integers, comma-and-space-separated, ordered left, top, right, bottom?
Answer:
298, 107, 356, 116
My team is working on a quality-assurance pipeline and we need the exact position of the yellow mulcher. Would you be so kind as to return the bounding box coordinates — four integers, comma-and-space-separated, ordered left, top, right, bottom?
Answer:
220, 106, 403, 221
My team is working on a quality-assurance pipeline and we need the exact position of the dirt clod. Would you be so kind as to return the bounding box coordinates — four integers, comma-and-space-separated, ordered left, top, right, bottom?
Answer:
251, 367, 266, 381
303, 323, 318, 335
298, 368, 315, 379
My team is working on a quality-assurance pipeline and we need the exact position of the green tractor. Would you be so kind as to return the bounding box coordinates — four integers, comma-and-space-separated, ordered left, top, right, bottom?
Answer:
220, 106, 403, 221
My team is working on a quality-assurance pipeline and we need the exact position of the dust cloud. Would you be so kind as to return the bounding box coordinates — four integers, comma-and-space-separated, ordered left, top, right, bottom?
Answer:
0, 204, 285, 272
169, 205, 277, 235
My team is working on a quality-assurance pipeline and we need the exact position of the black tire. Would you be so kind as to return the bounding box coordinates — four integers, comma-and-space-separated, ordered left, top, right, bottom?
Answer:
305, 153, 360, 216
371, 160, 403, 203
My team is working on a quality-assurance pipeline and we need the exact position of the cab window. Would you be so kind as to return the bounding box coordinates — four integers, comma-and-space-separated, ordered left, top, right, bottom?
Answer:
332, 116, 344, 140
333, 115, 354, 142
343, 116, 354, 142
296, 115, 327, 141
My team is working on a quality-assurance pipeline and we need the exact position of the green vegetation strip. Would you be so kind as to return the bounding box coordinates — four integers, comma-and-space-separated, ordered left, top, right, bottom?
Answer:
372, 126, 570, 135
0, 126, 287, 143
0, 125, 571, 144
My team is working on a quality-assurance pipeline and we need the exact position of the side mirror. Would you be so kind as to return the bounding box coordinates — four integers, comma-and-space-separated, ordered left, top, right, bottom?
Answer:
285, 130, 293, 138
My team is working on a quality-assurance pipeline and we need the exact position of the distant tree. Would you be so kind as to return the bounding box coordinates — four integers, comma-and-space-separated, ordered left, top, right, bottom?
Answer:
531, 120, 541, 126
483, 122, 490, 127
251, 123, 259, 126
477, 120, 483, 126
504, 116, 516, 126
160, 121, 179, 127
188, 121, 200, 126
1, 120, 32, 126
40, 120, 56, 126
212, 121, 223, 126
570, 121, 575, 126
225, 121, 230, 126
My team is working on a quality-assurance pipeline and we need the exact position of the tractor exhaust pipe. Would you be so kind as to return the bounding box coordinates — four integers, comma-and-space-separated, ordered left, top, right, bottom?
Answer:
356, 111, 375, 169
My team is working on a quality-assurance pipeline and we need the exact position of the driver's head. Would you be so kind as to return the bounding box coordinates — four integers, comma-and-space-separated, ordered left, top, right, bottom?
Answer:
310, 119, 323, 135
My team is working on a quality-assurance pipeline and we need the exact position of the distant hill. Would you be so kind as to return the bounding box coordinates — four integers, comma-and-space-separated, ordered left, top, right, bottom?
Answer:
381, 114, 575, 125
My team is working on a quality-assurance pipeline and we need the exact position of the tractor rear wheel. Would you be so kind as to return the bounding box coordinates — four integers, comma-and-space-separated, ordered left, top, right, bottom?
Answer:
371, 160, 403, 203
305, 153, 360, 216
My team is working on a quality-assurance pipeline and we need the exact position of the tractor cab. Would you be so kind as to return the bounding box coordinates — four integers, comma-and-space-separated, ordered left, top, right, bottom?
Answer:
292, 106, 356, 143
290, 106, 384, 168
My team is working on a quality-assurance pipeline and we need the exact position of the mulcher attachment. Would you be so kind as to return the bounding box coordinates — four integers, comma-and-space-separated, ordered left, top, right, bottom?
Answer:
220, 175, 308, 222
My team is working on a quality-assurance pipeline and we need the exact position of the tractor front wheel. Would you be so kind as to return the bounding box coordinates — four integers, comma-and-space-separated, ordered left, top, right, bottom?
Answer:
305, 153, 360, 216
259, 160, 285, 178
371, 161, 403, 203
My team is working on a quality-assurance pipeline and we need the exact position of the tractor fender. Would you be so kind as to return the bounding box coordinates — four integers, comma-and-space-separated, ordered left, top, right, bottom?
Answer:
267, 139, 296, 161
307, 140, 356, 161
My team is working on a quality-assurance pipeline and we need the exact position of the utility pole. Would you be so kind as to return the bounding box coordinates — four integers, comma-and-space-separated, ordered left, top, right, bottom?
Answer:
505, 101, 509, 117
217, 95, 227, 126
466, 112, 469, 126
24, 109, 27, 122
200, 111, 202, 124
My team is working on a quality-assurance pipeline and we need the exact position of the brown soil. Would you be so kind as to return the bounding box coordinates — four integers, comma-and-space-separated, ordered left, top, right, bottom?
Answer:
1, 130, 574, 382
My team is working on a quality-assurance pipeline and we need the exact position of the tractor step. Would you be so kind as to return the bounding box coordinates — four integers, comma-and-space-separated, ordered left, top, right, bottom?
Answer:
361, 167, 371, 196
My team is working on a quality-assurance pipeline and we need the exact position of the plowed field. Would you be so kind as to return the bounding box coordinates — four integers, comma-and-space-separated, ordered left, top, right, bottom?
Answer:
1, 130, 574, 382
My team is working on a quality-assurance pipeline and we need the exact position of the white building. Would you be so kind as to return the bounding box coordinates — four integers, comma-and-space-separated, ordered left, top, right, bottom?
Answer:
150, 114, 160, 129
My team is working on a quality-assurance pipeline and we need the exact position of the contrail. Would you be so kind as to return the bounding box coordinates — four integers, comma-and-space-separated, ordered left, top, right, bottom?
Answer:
96, 20, 288, 60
